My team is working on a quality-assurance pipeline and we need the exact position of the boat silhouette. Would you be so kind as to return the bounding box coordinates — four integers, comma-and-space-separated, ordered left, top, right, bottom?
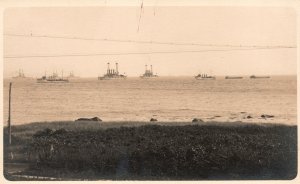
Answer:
195, 73, 216, 80
98, 62, 127, 80
37, 71, 69, 83
140, 64, 158, 79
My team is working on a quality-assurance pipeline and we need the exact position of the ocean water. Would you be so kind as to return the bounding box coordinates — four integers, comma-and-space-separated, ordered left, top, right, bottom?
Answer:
2, 76, 297, 125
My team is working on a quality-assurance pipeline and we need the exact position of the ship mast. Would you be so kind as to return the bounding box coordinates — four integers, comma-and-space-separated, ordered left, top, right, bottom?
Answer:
116, 63, 119, 75
107, 62, 110, 74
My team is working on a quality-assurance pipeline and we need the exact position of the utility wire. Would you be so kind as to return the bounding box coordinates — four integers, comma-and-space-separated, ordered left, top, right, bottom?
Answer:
4, 47, 296, 59
4, 33, 296, 48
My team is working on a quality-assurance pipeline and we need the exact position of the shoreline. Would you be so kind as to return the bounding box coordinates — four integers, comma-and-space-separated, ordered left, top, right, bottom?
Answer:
3, 118, 297, 127
3, 119, 297, 130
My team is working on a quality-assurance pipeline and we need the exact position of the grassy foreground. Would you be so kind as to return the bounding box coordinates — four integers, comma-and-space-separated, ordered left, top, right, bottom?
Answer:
3, 121, 297, 180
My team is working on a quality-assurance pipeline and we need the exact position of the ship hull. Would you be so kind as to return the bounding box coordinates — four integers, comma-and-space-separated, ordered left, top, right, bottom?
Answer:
225, 76, 243, 79
195, 77, 216, 80
37, 79, 69, 83
140, 76, 158, 79
250, 76, 270, 79
98, 76, 127, 80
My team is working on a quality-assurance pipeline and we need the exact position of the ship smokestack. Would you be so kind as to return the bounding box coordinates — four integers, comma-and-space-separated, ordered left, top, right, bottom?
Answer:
116, 63, 118, 74
145, 64, 148, 73
107, 62, 110, 74
151, 65, 153, 74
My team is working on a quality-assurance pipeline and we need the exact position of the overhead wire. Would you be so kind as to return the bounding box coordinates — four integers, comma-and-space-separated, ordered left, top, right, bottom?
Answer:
4, 47, 296, 59
4, 33, 296, 49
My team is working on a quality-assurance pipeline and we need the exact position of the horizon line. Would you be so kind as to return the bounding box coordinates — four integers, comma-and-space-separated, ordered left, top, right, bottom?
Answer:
3, 74, 297, 79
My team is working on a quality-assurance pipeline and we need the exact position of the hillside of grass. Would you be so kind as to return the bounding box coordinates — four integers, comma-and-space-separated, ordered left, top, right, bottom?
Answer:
3, 121, 297, 180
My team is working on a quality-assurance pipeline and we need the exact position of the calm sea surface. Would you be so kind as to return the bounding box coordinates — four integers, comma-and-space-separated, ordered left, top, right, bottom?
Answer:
3, 76, 297, 125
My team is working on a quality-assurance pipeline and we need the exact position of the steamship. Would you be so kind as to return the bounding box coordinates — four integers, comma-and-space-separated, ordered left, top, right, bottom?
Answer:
250, 75, 270, 79
140, 64, 158, 79
13, 69, 26, 79
225, 76, 243, 79
195, 73, 216, 80
67, 71, 79, 79
98, 62, 127, 80
37, 71, 69, 83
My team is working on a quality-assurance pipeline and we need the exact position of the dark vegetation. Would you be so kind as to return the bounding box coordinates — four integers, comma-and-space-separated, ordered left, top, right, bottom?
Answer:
4, 122, 297, 180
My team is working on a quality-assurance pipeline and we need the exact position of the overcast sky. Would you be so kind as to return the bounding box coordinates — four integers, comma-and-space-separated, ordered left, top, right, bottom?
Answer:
3, 6, 297, 77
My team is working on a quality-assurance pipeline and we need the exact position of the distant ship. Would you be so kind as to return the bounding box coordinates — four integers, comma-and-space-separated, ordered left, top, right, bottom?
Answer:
225, 76, 243, 79
37, 72, 69, 83
98, 62, 127, 80
195, 73, 216, 80
140, 64, 158, 79
13, 69, 26, 79
250, 75, 270, 79
67, 71, 80, 79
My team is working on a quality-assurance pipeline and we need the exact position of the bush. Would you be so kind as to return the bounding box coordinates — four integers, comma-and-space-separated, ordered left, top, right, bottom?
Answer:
28, 124, 297, 179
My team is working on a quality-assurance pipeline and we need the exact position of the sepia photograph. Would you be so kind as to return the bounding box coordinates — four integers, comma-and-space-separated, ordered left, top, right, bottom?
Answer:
2, 1, 298, 181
